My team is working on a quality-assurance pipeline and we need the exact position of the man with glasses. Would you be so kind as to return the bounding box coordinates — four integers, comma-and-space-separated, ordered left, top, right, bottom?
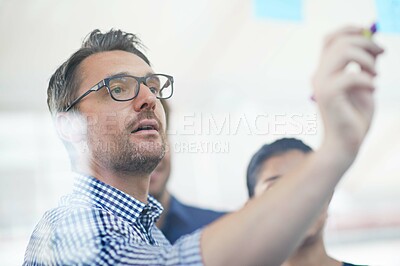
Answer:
24, 27, 384, 265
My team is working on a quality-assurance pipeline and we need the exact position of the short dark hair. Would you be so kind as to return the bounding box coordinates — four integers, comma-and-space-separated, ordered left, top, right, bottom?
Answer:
47, 29, 150, 115
246, 138, 313, 198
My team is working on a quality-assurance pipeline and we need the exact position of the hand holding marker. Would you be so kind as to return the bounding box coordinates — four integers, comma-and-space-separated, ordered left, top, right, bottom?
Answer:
311, 23, 378, 102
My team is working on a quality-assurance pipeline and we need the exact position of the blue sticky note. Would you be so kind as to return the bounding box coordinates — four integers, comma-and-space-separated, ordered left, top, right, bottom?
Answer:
254, 0, 303, 21
375, 0, 400, 33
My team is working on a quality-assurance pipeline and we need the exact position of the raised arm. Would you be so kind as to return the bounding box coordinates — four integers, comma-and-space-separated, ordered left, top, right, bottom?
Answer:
201, 26, 384, 266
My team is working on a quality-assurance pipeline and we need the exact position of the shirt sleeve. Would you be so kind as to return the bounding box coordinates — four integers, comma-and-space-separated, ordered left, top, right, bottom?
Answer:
24, 207, 204, 266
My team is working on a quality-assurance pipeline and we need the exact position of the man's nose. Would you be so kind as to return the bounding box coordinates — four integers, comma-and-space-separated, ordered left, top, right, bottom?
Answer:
132, 83, 157, 112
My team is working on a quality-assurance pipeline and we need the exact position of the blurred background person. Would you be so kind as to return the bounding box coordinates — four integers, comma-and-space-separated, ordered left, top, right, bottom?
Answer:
150, 100, 227, 244
246, 138, 367, 266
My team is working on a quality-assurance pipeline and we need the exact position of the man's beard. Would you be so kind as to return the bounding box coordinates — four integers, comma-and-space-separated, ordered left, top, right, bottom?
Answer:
87, 111, 166, 176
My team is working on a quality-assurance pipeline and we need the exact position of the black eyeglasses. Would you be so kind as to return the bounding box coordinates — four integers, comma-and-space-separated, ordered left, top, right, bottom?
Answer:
65, 73, 174, 112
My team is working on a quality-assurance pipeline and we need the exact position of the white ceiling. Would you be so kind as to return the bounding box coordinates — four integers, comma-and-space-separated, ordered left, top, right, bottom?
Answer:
0, 0, 399, 113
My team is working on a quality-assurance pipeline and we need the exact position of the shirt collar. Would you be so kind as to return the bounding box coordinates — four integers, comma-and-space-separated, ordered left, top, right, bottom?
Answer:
71, 173, 163, 224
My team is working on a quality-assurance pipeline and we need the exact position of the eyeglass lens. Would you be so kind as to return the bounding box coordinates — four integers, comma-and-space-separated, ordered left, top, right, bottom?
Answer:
109, 75, 172, 100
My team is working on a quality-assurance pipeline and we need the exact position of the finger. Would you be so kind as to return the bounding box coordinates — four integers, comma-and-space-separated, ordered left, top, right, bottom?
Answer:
360, 65, 377, 77
331, 47, 377, 76
323, 26, 364, 48
312, 71, 374, 102
340, 36, 384, 56
324, 31, 385, 56
334, 72, 375, 94
321, 37, 383, 75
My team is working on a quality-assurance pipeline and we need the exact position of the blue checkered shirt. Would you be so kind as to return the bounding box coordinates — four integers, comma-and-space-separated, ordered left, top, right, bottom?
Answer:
23, 174, 203, 265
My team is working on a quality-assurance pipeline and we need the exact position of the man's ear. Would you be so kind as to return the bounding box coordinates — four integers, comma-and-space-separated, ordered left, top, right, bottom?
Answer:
55, 112, 86, 143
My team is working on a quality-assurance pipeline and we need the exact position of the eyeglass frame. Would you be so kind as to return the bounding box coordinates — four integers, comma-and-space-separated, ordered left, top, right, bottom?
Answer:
64, 73, 174, 112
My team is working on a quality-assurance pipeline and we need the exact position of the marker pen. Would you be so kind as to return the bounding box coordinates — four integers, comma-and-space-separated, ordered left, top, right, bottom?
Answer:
362, 22, 378, 38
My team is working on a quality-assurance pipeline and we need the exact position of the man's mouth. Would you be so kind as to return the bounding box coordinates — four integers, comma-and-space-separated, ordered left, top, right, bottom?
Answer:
131, 119, 160, 134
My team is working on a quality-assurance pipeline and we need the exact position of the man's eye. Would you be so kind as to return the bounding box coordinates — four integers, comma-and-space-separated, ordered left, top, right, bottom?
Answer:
149, 87, 159, 95
111, 87, 122, 94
